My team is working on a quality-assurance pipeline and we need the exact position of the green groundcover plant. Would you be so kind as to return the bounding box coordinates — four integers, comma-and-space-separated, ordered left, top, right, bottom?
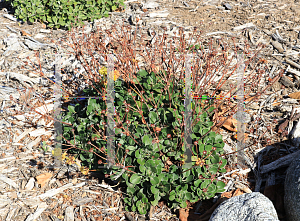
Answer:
4, 0, 125, 30
61, 68, 227, 214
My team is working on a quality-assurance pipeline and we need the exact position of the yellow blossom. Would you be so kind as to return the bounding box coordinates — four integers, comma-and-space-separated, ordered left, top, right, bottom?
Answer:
80, 166, 89, 175
61, 152, 67, 161
99, 67, 120, 83
65, 156, 75, 165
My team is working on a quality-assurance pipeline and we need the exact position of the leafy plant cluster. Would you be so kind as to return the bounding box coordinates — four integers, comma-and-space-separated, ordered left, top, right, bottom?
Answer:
61, 68, 227, 214
4, 0, 125, 29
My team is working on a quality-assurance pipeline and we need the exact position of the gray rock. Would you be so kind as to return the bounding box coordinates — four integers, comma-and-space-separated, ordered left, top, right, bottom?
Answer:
209, 192, 279, 221
284, 150, 300, 221
223, 3, 233, 10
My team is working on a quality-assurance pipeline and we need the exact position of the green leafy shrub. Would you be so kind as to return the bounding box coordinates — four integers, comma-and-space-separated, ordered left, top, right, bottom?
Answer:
11, 23, 281, 217
5, 0, 125, 29
61, 68, 227, 214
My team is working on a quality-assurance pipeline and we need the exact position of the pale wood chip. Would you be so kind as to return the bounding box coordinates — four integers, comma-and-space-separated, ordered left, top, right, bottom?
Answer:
64, 206, 75, 221
25, 202, 48, 221
13, 128, 34, 143
0, 175, 18, 189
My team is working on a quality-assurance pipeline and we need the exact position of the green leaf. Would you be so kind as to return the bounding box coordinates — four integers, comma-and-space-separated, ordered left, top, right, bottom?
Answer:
180, 201, 187, 208
138, 69, 148, 77
191, 156, 198, 161
169, 194, 175, 201
217, 181, 226, 191
142, 197, 148, 203
126, 146, 136, 151
194, 179, 202, 187
208, 183, 217, 193
131, 204, 136, 212
151, 199, 159, 206
200, 179, 210, 189
135, 150, 141, 158
186, 175, 194, 182
185, 192, 192, 200
151, 186, 159, 195
142, 135, 151, 146
150, 177, 159, 185
149, 111, 158, 124
130, 174, 141, 184
139, 165, 146, 173
208, 106, 215, 113
137, 158, 145, 165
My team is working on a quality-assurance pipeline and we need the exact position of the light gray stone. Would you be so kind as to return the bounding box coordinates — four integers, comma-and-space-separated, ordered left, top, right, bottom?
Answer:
209, 192, 279, 221
284, 150, 300, 221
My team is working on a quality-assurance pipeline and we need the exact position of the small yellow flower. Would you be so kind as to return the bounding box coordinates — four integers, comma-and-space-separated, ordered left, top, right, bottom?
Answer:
61, 152, 67, 161
99, 67, 120, 82
99, 66, 108, 76
80, 166, 89, 175
65, 156, 75, 165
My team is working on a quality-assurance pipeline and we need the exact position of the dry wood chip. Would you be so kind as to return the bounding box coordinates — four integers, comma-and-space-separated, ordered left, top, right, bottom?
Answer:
26, 137, 42, 151
22, 183, 75, 207
13, 128, 34, 143
286, 66, 300, 77
0, 195, 11, 208
232, 23, 255, 31
5, 206, 18, 221
271, 40, 285, 53
0, 175, 18, 189
64, 206, 74, 221
28, 128, 51, 137
0, 157, 16, 163
36, 172, 52, 188
25, 177, 35, 191
288, 91, 300, 100
25, 202, 48, 221
221, 116, 237, 132
34, 103, 54, 116
73, 197, 94, 206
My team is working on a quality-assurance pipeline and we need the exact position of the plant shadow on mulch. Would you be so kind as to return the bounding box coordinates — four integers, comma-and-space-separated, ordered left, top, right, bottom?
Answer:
0, 1, 14, 11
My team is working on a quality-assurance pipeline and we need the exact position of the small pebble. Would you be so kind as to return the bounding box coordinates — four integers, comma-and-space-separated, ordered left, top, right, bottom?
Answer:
223, 3, 233, 10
